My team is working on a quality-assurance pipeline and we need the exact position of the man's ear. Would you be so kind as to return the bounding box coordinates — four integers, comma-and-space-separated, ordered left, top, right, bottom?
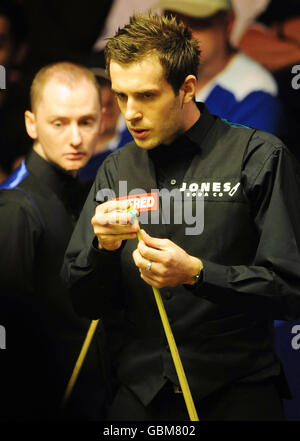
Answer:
24, 110, 37, 140
99, 106, 107, 135
180, 75, 197, 104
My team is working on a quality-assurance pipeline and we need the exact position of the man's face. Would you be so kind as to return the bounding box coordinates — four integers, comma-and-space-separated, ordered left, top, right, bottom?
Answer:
190, 25, 227, 66
109, 55, 186, 149
26, 78, 101, 173
167, 11, 229, 69
180, 14, 230, 67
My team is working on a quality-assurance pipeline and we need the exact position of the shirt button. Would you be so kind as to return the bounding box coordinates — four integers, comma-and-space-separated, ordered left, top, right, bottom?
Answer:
170, 179, 176, 185
164, 291, 172, 300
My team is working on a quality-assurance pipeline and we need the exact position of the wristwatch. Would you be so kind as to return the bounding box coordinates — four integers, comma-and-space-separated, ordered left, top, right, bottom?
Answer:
192, 268, 203, 285
184, 267, 204, 292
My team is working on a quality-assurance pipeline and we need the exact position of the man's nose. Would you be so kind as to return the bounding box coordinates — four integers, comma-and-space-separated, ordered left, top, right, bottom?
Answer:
124, 98, 142, 122
70, 124, 82, 146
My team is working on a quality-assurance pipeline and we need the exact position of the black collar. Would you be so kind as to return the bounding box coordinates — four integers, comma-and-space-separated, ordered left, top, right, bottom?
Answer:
185, 102, 216, 147
25, 149, 89, 213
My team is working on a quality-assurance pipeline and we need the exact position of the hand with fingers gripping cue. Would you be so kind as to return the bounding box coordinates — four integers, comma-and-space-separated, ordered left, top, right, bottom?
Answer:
91, 201, 203, 288
91, 200, 139, 251
132, 229, 203, 289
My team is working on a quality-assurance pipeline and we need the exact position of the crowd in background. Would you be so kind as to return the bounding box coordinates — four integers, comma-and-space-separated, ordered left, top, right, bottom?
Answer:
0, 0, 300, 184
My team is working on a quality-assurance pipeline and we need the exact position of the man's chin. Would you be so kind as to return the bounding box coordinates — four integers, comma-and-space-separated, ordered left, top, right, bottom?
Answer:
134, 138, 159, 150
59, 159, 89, 175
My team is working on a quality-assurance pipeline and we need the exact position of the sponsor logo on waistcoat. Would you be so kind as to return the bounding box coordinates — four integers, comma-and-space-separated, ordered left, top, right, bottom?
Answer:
179, 181, 241, 199
114, 192, 158, 212
95, 182, 204, 235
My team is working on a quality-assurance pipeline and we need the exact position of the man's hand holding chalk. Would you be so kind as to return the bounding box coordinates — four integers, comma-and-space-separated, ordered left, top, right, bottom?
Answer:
91, 200, 139, 251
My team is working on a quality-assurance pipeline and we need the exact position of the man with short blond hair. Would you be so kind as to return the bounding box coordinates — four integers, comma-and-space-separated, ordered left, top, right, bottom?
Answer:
0, 62, 107, 421
29, 62, 102, 113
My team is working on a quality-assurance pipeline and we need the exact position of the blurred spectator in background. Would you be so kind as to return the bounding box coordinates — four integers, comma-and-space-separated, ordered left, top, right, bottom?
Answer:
0, 1, 30, 183
230, 0, 300, 160
79, 51, 132, 182
0, 1, 28, 86
154, 0, 286, 139
230, 0, 300, 71
230, 0, 271, 51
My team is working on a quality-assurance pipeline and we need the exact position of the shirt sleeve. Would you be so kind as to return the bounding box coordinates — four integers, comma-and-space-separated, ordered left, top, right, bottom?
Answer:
192, 135, 300, 320
0, 192, 42, 294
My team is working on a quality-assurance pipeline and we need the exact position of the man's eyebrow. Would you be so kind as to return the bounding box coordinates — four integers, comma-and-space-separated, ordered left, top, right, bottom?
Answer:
136, 89, 158, 94
78, 113, 98, 118
111, 88, 124, 94
47, 114, 66, 120
112, 88, 159, 94
47, 113, 98, 120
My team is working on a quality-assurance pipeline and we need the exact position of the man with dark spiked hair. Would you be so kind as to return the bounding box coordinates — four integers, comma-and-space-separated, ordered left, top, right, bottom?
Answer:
63, 13, 300, 420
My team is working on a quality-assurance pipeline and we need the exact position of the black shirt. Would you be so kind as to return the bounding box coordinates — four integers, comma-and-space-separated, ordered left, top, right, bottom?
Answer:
0, 150, 106, 421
